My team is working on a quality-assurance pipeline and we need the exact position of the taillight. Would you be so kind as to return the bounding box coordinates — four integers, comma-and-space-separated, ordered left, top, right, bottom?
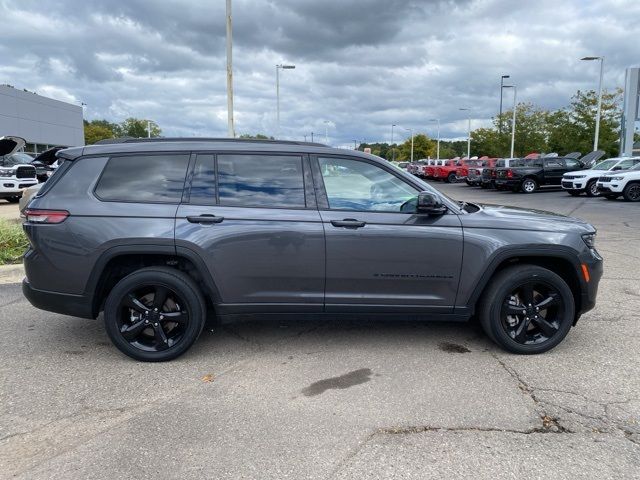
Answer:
507, 169, 513, 178
491, 170, 496, 178
25, 209, 69, 224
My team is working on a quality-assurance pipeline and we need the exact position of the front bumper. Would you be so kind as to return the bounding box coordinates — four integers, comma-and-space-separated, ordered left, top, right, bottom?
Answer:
22, 279, 95, 319
562, 180, 585, 191
577, 248, 603, 316
596, 183, 623, 193
0, 179, 38, 197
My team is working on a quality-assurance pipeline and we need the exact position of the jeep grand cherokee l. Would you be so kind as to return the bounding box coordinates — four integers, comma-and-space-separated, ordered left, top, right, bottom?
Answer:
22, 138, 603, 361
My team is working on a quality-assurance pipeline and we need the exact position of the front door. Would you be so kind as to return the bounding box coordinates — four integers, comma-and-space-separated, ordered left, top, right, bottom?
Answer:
312, 156, 464, 314
175, 152, 325, 313
544, 158, 567, 184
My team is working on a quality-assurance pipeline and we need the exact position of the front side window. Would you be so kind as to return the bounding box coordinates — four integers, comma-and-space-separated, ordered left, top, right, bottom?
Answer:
319, 157, 418, 212
95, 154, 190, 203
565, 159, 579, 169
217, 154, 305, 208
545, 159, 565, 168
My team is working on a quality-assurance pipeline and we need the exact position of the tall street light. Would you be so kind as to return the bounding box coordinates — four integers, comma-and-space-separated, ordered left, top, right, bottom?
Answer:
225, 0, 235, 137
405, 127, 414, 162
499, 75, 510, 134
459, 108, 471, 159
323, 120, 330, 145
581, 56, 605, 151
276, 64, 295, 138
429, 119, 440, 160
391, 124, 397, 161
503, 85, 517, 158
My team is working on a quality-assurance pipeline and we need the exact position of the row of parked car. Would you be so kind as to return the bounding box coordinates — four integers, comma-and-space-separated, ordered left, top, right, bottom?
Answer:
399, 151, 640, 201
0, 136, 63, 203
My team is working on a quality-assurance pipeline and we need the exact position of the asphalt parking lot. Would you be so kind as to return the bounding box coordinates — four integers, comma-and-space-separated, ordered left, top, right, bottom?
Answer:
1, 184, 639, 479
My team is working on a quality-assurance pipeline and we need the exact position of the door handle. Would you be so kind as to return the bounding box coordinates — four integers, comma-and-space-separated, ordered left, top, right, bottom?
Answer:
331, 218, 366, 229
187, 214, 224, 224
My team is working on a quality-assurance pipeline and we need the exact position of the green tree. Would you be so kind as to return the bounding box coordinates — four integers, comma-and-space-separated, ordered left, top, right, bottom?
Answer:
84, 119, 118, 145
396, 134, 436, 161
119, 118, 162, 138
238, 133, 274, 140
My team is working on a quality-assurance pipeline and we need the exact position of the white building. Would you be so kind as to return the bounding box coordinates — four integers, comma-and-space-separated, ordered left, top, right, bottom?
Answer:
0, 84, 84, 154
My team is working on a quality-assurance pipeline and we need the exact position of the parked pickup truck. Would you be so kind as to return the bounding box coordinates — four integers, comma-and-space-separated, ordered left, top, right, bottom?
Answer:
495, 151, 604, 193
425, 159, 449, 179
466, 158, 497, 186
0, 136, 38, 203
562, 157, 640, 197
456, 158, 486, 183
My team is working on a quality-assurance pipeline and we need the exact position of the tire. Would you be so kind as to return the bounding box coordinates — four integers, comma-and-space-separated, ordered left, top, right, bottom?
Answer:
521, 178, 538, 194
104, 267, 206, 362
479, 265, 575, 354
6, 196, 20, 203
447, 172, 457, 183
622, 182, 640, 202
586, 179, 600, 197
465, 179, 472, 186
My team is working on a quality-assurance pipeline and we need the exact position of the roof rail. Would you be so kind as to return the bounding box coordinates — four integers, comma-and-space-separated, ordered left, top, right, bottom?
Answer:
93, 137, 328, 147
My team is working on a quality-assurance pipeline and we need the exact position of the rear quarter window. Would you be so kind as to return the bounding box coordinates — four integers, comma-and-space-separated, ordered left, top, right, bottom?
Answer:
95, 154, 190, 203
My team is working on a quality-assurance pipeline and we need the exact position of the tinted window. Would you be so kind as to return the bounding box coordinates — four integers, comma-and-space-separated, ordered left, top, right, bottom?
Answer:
217, 154, 305, 208
319, 157, 418, 212
189, 154, 216, 204
95, 154, 189, 203
545, 158, 564, 167
565, 159, 580, 168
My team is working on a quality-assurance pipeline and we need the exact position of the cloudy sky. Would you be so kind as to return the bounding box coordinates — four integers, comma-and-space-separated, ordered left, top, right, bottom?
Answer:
1, 0, 638, 146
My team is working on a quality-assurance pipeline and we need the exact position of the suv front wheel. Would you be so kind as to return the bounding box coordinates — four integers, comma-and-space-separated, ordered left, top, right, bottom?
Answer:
479, 265, 575, 354
104, 267, 206, 361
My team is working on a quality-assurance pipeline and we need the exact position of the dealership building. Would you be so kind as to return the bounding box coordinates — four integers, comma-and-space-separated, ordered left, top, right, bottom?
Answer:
0, 84, 84, 154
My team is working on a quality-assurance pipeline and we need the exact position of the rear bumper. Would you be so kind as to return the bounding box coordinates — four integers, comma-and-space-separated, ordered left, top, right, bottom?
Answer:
22, 279, 95, 319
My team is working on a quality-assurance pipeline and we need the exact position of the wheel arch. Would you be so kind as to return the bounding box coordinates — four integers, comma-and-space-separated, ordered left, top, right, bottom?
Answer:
464, 247, 584, 322
86, 245, 221, 317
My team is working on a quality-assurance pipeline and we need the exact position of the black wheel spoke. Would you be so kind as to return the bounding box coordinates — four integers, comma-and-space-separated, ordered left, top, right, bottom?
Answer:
121, 319, 148, 341
123, 294, 149, 314
532, 317, 558, 337
153, 323, 169, 350
152, 286, 169, 310
513, 318, 530, 342
535, 293, 558, 310
520, 283, 535, 306
163, 310, 188, 324
504, 302, 525, 316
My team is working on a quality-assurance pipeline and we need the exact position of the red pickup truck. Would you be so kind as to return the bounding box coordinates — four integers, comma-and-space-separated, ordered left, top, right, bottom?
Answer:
456, 158, 487, 182
432, 159, 462, 182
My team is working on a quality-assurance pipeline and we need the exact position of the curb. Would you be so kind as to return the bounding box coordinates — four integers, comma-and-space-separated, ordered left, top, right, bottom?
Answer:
0, 263, 24, 285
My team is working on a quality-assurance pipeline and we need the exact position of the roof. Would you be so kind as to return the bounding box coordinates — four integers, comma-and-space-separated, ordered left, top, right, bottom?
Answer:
58, 137, 375, 162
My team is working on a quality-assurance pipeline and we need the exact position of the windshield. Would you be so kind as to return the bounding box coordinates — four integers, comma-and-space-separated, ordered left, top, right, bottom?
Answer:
0, 152, 34, 166
592, 159, 619, 170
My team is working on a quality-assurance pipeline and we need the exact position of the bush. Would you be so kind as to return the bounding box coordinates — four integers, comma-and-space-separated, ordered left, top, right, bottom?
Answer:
0, 219, 28, 265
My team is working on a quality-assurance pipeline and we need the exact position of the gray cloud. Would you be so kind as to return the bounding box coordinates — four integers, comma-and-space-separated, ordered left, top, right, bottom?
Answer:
0, 0, 637, 146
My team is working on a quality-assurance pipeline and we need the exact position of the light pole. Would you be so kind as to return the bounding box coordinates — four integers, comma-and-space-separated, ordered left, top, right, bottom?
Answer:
499, 75, 510, 134
147, 120, 151, 138
429, 119, 440, 160
324, 120, 330, 144
276, 64, 295, 138
225, 0, 235, 138
581, 56, 605, 151
405, 128, 414, 162
503, 85, 517, 158
459, 108, 471, 159
391, 124, 396, 161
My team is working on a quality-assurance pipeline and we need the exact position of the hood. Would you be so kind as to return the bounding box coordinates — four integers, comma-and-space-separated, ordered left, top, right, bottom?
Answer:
578, 150, 605, 168
0, 136, 26, 156
32, 146, 66, 165
462, 203, 594, 234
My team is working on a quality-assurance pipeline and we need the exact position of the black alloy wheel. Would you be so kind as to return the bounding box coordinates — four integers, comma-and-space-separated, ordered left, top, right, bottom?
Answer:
479, 265, 574, 354
623, 183, 640, 202
104, 267, 206, 361
586, 180, 600, 197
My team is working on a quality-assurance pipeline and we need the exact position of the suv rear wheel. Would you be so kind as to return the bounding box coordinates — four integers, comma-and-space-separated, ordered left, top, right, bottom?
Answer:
622, 182, 640, 202
479, 265, 574, 354
104, 267, 206, 362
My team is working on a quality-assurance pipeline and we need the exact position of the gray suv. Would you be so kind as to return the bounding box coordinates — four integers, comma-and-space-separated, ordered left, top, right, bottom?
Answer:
22, 138, 603, 361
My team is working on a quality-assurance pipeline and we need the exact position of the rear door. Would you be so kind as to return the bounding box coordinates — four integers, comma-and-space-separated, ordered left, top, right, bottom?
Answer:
175, 152, 325, 313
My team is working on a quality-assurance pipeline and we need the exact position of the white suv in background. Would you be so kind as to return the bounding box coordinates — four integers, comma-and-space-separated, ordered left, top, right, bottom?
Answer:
562, 157, 640, 197
0, 136, 38, 203
596, 161, 640, 201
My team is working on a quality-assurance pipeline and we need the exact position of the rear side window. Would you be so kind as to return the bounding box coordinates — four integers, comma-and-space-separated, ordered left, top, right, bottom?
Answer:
95, 154, 190, 203
217, 154, 305, 208
189, 154, 216, 204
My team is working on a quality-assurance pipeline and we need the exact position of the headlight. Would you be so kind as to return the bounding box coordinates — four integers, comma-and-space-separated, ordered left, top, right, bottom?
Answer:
572, 175, 586, 178
582, 233, 596, 249
0, 168, 12, 176
611, 176, 625, 181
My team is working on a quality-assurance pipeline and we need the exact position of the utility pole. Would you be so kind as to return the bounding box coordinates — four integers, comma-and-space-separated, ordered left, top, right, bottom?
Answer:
499, 75, 510, 134
459, 108, 471, 159
581, 56, 605, 151
503, 85, 517, 158
147, 120, 151, 138
391, 124, 396, 161
276, 64, 295, 139
430, 119, 440, 160
311, 132, 314, 142
225, 0, 235, 138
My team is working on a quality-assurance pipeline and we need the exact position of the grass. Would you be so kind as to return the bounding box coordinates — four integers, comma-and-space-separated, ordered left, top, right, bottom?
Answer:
0, 219, 29, 265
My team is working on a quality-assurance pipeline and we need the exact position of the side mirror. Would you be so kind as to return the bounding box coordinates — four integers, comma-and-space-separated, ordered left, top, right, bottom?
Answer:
417, 191, 447, 215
